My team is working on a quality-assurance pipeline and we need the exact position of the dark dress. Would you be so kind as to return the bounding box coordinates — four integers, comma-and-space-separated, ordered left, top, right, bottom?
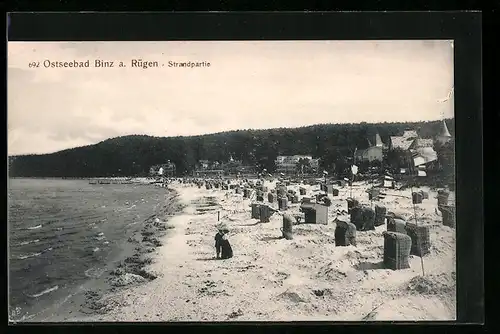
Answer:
215, 232, 223, 258
215, 232, 233, 259
220, 237, 233, 259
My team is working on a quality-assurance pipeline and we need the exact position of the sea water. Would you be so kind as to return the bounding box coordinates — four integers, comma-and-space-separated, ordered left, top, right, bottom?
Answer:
8, 178, 171, 321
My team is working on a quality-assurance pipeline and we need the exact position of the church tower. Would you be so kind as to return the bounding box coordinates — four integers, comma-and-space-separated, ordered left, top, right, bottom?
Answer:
436, 120, 452, 145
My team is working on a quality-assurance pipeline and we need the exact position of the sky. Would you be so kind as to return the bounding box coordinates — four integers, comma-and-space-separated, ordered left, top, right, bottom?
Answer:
7, 40, 454, 155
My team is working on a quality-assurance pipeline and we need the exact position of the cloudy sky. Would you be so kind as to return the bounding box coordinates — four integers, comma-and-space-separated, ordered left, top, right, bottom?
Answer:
8, 40, 454, 155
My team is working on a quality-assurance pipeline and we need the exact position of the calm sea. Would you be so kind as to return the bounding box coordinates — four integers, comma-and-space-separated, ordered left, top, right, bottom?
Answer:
8, 178, 171, 321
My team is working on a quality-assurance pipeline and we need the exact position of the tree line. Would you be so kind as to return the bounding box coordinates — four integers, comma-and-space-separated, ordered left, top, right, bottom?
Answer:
8, 119, 454, 178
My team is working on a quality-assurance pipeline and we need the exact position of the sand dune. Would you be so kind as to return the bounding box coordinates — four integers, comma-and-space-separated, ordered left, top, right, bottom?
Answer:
79, 180, 456, 322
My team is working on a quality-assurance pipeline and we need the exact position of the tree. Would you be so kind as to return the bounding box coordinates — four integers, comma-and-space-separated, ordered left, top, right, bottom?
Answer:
8, 119, 454, 178
385, 148, 412, 173
296, 158, 312, 175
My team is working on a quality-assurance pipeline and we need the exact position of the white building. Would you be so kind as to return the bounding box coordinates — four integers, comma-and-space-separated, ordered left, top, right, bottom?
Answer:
355, 133, 384, 162
149, 161, 176, 177
275, 155, 315, 174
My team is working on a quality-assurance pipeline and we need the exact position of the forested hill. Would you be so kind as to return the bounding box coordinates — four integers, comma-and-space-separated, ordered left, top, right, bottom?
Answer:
8, 119, 454, 178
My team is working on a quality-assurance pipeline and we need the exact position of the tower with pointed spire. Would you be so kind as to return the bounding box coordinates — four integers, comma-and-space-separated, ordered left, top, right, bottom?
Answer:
436, 120, 452, 145
375, 133, 383, 147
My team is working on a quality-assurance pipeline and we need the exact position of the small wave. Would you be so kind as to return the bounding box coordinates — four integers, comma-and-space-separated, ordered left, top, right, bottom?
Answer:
93, 247, 100, 252
16, 252, 42, 260
17, 239, 40, 246
95, 236, 106, 241
27, 285, 59, 298
16, 246, 53, 260
84, 267, 105, 278
103, 241, 109, 245
27, 224, 42, 230
97, 232, 104, 236
60, 230, 79, 237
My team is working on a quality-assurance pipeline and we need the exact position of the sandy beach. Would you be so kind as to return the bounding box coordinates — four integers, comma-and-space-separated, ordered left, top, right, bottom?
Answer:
63, 179, 456, 322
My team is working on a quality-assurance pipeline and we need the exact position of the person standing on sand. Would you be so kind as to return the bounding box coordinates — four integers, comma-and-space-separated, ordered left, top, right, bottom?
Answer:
215, 230, 223, 259
220, 229, 233, 259
215, 228, 233, 260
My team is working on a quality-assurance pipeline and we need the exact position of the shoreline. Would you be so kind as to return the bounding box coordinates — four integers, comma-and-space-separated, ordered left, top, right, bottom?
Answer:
61, 179, 456, 322
17, 186, 184, 323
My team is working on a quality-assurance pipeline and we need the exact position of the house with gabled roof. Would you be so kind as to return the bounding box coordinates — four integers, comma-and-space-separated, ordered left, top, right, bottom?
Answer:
408, 138, 434, 150
354, 132, 385, 162
389, 130, 419, 151
412, 147, 438, 167
388, 122, 453, 174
